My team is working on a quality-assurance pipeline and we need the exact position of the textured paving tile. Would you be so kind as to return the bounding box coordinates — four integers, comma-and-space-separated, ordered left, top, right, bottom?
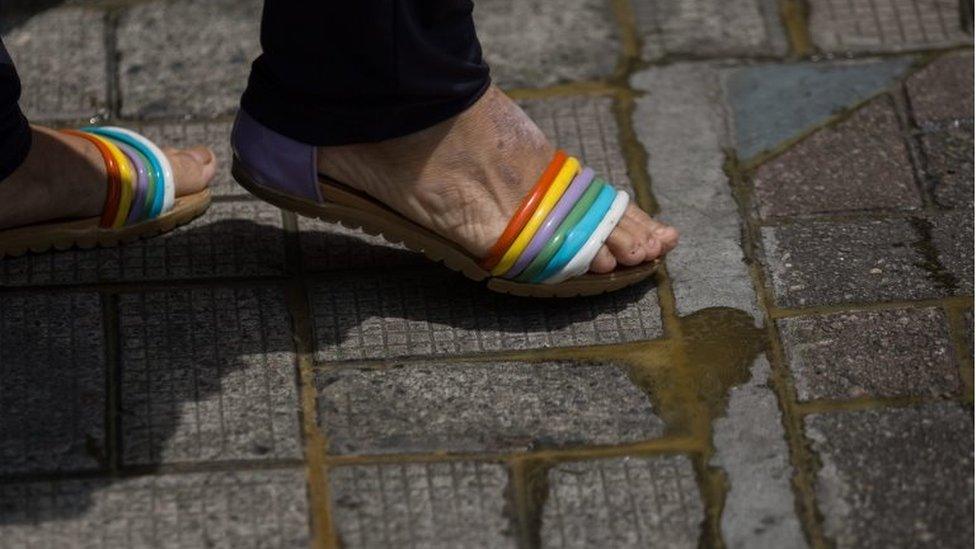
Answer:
1, 7, 108, 120
761, 214, 973, 308
520, 96, 631, 192
922, 128, 974, 209
316, 360, 663, 455
906, 51, 975, 126
298, 217, 424, 272
753, 96, 921, 219
808, 0, 971, 53
118, 287, 300, 465
780, 307, 959, 400
711, 357, 807, 548
633, 63, 758, 319
724, 58, 914, 159
474, 0, 619, 88
806, 403, 974, 548
0, 293, 104, 475
540, 456, 703, 549
136, 121, 243, 198
310, 269, 661, 361
330, 462, 515, 548
0, 470, 310, 548
0, 201, 286, 286
118, 0, 261, 118
633, 0, 787, 60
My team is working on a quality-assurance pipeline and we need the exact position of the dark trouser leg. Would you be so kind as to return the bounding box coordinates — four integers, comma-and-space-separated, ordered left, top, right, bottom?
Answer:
240, 0, 490, 146
0, 36, 31, 182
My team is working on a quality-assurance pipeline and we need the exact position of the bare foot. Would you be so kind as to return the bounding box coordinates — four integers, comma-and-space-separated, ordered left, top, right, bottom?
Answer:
0, 126, 217, 230
317, 86, 678, 273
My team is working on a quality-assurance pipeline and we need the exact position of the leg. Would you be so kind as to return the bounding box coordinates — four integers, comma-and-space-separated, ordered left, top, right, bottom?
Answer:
241, 0, 678, 274
241, 0, 490, 145
0, 37, 31, 182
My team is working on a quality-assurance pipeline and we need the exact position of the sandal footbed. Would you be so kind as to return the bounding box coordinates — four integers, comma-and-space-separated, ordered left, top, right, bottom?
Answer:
0, 189, 212, 259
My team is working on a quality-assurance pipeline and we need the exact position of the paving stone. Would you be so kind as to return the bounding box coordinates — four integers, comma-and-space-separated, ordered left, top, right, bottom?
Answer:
632, 64, 758, 319
474, 0, 619, 88
928, 211, 974, 294
136, 121, 243, 198
761, 214, 972, 308
906, 51, 975, 126
808, 0, 971, 53
633, 0, 787, 61
724, 58, 914, 159
711, 357, 807, 548
310, 269, 661, 361
0, 293, 104, 475
753, 96, 921, 219
780, 307, 959, 400
316, 360, 663, 455
298, 217, 425, 272
118, 0, 261, 118
520, 96, 631, 192
0, 470, 310, 548
0, 200, 287, 286
330, 462, 515, 548
805, 403, 974, 548
1, 7, 108, 120
540, 456, 703, 549
118, 287, 300, 465
922, 128, 974, 208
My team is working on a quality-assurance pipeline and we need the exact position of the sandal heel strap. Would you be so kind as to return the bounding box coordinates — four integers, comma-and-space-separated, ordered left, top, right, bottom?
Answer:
231, 110, 321, 203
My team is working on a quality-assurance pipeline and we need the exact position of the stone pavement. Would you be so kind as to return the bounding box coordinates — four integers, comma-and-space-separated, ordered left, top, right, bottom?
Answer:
0, 0, 973, 547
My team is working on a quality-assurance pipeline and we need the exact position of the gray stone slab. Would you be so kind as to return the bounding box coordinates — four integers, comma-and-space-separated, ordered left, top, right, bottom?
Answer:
330, 462, 515, 548
724, 58, 915, 160
474, 0, 619, 88
0, 293, 104, 475
922, 128, 974, 209
753, 96, 922, 219
780, 307, 959, 400
540, 456, 703, 549
711, 357, 807, 548
632, 63, 758, 319
906, 51, 975, 126
310, 269, 662, 361
0, 200, 287, 286
118, 287, 300, 465
0, 470, 310, 548
118, 0, 261, 118
316, 360, 663, 455
633, 0, 787, 61
520, 96, 631, 192
298, 217, 425, 272
761, 215, 972, 308
1, 7, 108, 120
808, 0, 971, 53
135, 121, 243, 198
806, 403, 974, 548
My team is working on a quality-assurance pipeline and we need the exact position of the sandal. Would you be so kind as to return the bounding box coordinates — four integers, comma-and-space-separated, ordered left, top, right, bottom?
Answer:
0, 127, 211, 258
230, 111, 658, 298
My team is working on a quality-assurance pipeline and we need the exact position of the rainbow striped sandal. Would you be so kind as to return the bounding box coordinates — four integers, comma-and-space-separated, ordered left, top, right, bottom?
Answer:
230, 111, 658, 298
0, 126, 211, 258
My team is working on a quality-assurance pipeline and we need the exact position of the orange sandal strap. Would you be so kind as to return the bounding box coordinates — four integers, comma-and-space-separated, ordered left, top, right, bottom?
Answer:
479, 149, 567, 270
62, 129, 122, 228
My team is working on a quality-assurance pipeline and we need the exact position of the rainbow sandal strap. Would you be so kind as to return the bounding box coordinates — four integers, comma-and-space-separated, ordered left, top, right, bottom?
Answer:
61, 127, 176, 229
482, 151, 632, 285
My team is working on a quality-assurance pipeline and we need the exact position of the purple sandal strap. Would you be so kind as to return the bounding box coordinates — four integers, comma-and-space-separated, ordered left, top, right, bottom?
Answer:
231, 110, 321, 202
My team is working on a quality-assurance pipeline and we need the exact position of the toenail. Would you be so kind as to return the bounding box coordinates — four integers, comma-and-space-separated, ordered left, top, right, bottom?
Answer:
653, 226, 671, 236
187, 148, 215, 165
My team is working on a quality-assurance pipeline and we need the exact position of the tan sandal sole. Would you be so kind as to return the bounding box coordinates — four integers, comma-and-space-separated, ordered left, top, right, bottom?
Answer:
0, 189, 212, 259
232, 158, 657, 298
